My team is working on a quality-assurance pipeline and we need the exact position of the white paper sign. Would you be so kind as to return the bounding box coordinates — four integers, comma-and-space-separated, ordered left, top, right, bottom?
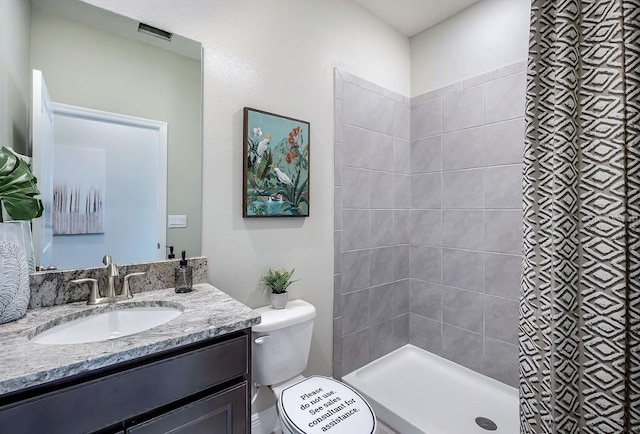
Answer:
279, 376, 376, 434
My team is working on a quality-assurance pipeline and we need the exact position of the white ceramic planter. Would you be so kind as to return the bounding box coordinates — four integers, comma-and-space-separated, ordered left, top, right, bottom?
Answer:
270, 292, 288, 309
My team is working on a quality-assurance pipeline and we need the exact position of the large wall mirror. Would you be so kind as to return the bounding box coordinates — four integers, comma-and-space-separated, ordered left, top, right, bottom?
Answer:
28, 0, 202, 270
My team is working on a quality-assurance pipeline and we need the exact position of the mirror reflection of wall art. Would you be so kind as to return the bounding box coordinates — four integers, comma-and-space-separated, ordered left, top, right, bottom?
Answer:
53, 146, 105, 235
243, 107, 310, 217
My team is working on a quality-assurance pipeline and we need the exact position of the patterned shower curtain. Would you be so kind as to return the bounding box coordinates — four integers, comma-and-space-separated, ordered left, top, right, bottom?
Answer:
519, 0, 639, 433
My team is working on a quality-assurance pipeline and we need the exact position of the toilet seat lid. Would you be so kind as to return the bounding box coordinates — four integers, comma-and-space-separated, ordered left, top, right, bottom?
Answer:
278, 376, 376, 434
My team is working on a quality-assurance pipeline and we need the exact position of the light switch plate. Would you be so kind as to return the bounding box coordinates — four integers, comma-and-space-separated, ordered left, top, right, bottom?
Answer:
168, 214, 187, 228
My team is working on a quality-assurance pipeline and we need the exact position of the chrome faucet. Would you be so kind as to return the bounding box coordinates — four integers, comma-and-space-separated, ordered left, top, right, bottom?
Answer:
103, 254, 119, 299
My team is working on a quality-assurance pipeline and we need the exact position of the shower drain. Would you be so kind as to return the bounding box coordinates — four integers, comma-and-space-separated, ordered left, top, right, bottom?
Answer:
475, 417, 498, 431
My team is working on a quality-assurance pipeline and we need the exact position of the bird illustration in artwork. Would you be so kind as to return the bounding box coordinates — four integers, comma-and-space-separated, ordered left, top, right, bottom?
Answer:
256, 133, 272, 165
271, 165, 294, 187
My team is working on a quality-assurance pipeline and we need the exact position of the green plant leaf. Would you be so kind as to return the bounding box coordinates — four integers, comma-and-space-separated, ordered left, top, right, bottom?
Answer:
0, 147, 43, 222
260, 267, 298, 294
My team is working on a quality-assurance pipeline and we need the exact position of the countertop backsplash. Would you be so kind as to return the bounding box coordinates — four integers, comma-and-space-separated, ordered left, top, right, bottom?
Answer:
28, 257, 208, 309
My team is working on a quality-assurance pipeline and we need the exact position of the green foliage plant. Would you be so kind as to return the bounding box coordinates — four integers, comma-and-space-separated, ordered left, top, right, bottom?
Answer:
0, 147, 43, 222
260, 268, 298, 294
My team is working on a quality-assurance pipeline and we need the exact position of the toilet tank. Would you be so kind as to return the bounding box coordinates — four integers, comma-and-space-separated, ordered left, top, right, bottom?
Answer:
252, 299, 316, 386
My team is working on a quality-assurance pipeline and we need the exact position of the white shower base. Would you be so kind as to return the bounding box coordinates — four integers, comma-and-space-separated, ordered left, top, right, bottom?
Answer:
342, 344, 518, 434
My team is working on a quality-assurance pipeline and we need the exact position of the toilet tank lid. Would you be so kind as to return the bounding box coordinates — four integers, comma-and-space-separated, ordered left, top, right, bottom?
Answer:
252, 299, 316, 332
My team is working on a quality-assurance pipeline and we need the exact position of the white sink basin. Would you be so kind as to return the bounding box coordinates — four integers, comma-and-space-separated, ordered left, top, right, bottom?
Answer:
30, 305, 183, 345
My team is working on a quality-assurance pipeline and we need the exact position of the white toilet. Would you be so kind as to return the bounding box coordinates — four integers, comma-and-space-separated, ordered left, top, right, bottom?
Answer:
252, 299, 377, 434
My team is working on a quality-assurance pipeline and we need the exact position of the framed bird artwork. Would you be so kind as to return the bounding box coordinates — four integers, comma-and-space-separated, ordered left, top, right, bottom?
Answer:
243, 107, 310, 218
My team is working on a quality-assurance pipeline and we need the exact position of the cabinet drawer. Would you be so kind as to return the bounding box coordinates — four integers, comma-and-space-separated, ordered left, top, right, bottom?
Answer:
128, 382, 247, 434
0, 335, 248, 434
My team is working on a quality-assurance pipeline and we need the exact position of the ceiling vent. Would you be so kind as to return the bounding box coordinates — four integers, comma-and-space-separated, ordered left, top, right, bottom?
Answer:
137, 22, 172, 41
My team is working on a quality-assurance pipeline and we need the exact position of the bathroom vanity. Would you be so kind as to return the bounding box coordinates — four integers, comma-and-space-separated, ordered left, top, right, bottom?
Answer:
0, 283, 260, 433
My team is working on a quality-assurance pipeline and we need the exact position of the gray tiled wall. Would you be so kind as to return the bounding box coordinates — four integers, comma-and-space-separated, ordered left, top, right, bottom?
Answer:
334, 62, 525, 387
408, 61, 526, 387
333, 69, 411, 380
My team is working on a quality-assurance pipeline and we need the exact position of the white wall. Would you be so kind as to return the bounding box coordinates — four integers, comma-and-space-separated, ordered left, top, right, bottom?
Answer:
0, 0, 31, 154
82, 0, 410, 376
411, 0, 530, 96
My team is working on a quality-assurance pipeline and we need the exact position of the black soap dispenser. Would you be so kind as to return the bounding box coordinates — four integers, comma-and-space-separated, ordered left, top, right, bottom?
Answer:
175, 251, 193, 293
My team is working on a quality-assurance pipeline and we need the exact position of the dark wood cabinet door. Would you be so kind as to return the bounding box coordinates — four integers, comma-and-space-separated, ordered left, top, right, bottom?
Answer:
127, 382, 248, 434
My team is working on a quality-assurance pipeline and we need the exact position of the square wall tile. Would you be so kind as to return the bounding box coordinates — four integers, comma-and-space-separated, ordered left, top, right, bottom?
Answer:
442, 86, 484, 133
442, 248, 484, 292
370, 283, 395, 325
341, 249, 370, 292
370, 247, 396, 287
485, 72, 526, 123
393, 138, 411, 175
371, 171, 395, 209
370, 131, 394, 172
411, 98, 442, 139
410, 245, 442, 283
335, 142, 343, 186
442, 126, 484, 170
485, 118, 525, 166
409, 313, 442, 354
485, 295, 519, 345
483, 338, 519, 387
370, 92, 395, 135
485, 210, 523, 254
441, 324, 484, 372
343, 82, 370, 129
411, 173, 442, 209
343, 125, 370, 169
342, 288, 370, 335
485, 253, 522, 300
342, 167, 371, 209
370, 210, 395, 247
410, 210, 442, 246
442, 169, 484, 209
410, 279, 442, 321
442, 210, 484, 250
484, 165, 523, 209
369, 320, 396, 360
342, 328, 370, 375
411, 136, 441, 174
342, 209, 370, 251
442, 287, 484, 334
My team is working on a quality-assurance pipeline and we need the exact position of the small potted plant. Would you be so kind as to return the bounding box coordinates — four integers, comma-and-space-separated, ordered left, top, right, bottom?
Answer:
260, 267, 297, 309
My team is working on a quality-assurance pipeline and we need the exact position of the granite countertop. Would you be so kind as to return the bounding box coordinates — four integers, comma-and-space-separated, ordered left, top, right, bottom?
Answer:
0, 283, 261, 396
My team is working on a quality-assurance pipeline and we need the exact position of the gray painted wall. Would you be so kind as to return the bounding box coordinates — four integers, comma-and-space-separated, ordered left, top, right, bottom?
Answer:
334, 62, 525, 387
0, 0, 31, 154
